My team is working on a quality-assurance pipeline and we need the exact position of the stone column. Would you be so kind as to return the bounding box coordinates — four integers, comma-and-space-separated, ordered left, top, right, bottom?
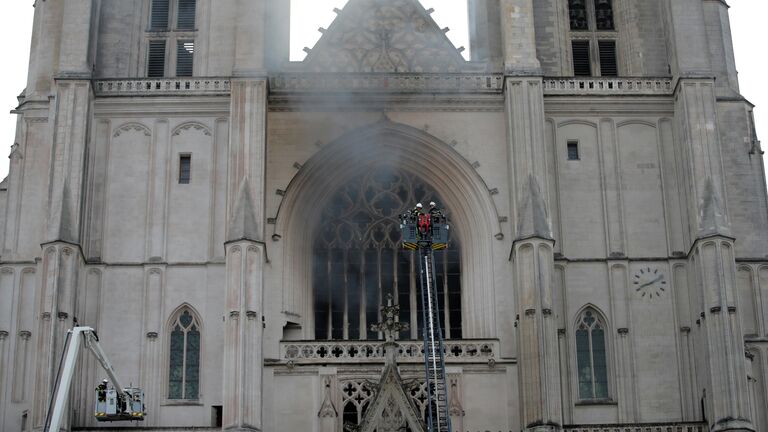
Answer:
32, 243, 82, 431
468, 0, 502, 66
664, 2, 755, 428
222, 0, 268, 428
673, 76, 755, 432
506, 75, 562, 431
500, 0, 541, 75
223, 223, 265, 431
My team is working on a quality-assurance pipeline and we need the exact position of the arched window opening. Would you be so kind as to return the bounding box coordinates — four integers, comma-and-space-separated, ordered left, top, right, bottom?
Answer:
575, 308, 609, 400
313, 167, 462, 340
168, 308, 201, 400
341, 380, 374, 428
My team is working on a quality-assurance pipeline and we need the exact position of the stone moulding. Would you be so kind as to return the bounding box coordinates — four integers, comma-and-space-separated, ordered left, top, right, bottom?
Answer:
281, 339, 498, 364
543, 77, 674, 95
269, 73, 505, 94
93, 78, 231, 96
563, 422, 707, 432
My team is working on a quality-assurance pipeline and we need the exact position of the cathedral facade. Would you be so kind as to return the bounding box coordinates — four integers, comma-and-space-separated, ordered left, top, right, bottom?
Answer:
0, 0, 766, 431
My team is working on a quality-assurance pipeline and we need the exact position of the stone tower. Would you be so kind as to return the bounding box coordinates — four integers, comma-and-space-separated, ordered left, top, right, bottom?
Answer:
0, 1, 765, 431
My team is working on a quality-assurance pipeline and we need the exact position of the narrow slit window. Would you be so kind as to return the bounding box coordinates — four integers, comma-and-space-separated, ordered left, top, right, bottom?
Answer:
150, 0, 170, 30
179, 154, 191, 184
177, 0, 197, 30
572, 40, 591, 76
177, 41, 194, 77
598, 40, 618, 76
168, 309, 201, 400
147, 40, 166, 77
567, 141, 580, 160
576, 309, 609, 400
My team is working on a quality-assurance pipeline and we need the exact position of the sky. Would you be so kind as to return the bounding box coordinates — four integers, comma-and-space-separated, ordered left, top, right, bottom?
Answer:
0, 1, 765, 182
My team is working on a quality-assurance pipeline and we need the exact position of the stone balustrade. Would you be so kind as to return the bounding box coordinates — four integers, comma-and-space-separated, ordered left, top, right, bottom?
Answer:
280, 339, 498, 364
269, 73, 505, 93
563, 422, 707, 432
93, 78, 231, 96
543, 77, 674, 95
92, 76, 674, 97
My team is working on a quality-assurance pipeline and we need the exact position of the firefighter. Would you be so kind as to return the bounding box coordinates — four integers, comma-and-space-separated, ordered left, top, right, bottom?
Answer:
96, 379, 108, 402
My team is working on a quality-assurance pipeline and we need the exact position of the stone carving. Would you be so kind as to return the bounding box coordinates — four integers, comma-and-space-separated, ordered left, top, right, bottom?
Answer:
282, 340, 496, 364
302, 0, 465, 73
318, 377, 337, 418
113, 122, 151, 138
172, 122, 212, 137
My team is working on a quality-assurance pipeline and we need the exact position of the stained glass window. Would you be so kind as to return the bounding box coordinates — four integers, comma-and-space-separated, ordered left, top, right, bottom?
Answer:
168, 309, 201, 400
576, 309, 609, 400
313, 167, 462, 340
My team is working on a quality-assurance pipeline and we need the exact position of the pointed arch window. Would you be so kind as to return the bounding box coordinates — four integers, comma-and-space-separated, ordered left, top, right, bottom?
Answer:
312, 167, 462, 341
168, 308, 201, 400
575, 308, 609, 400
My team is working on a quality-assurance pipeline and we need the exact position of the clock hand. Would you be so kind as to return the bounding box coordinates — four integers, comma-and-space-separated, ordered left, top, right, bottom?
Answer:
636, 275, 663, 291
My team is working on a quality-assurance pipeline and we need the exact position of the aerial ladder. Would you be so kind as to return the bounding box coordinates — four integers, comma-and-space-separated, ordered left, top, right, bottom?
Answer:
401, 202, 452, 432
44, 326, 145, 432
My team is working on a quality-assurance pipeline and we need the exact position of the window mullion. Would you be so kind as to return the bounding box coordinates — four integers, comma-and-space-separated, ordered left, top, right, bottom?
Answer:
410, 250, 418, 339
359, 252, 366, 340
376, 248, 383, 337
343, 249, 349, 340
181, 328, 188, 399
588, 327, 596, 399
326, 246, 332, 339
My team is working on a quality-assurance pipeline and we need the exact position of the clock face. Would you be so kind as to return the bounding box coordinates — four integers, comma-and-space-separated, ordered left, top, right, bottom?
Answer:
633, 267, 667, 298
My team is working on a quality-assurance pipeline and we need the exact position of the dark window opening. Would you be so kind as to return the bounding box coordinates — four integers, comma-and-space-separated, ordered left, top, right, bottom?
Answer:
568, 0, 589, 30
179, 154, 191, 184
177, 0, 197, 30
212, 406, 223, 427
567, 141, 580, 160
576, 309, 609, 400
595, 0, 615, 30
147, 40, 166, 78
168, 309, 200, 400
177, 41, 194, 77
598, 40, 618, 76
312, 167, 462, 341
572, 40, 591, 76
150, 0, 170, 30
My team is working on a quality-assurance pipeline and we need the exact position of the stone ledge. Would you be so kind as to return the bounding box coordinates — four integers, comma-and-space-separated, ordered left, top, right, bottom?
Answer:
543, 77, 674, 95
564, 422, 708, 432
93, 78, 231, 96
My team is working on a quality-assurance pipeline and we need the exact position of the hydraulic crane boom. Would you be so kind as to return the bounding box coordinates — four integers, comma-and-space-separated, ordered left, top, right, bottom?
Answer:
401, 202, 452, 432
46, 326, 145, 432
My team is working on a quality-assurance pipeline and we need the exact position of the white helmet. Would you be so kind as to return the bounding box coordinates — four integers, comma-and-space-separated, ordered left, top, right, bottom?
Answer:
416, 203, 423, 209
429, 201, 436, 207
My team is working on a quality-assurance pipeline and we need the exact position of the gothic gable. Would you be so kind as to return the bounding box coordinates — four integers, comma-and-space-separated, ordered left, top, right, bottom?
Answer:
359, 364, 425, 432
301, 0, 466, 73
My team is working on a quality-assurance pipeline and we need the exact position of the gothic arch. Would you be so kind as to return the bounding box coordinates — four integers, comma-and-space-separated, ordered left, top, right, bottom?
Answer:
571, 304, 614, 402
112, 122, 151, 138
164, 304, 203, 401
172, 121, 212, 137
275, 119, 501, 339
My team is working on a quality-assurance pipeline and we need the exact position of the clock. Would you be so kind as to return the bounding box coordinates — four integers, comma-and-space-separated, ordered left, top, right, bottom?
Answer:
633, 267, 667, 298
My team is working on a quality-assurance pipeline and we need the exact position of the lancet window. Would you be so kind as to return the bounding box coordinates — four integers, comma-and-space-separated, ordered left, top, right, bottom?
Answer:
575, 308, 609, 400
168, 308, 201, 400
312, 167, 462, 341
